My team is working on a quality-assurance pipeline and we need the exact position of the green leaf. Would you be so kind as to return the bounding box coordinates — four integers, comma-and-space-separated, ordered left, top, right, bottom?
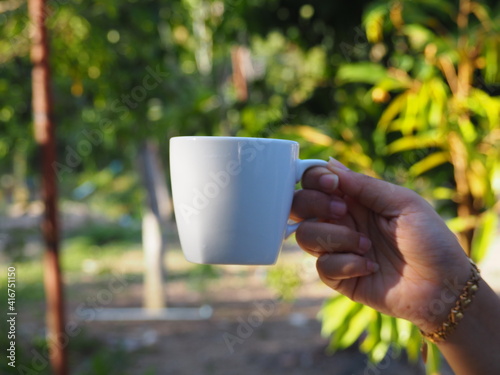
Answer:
471, 210, 499, 263
409, 151, 449, 176
432, 187, 454, 200
468, 89, 500, 131
360, 312, 382, 353
402, 24, 436, 50
338, 306, 376, 348
283, 125, 335, 147
363, 5, 387, 43
380, 313, 393, 342
401, 91, 419, 135
458, 117, 477, 143
371, 340, 390, 363
336, 63, 390, 85
484, 38, 499, 83
329, 303, 365, 350
406, 324, 422, 363
491, 161, 500, 196
374, 77, 412, 91
377, 92, 409, 132
365, 313, 395, 362
395, 318, 413, 347
446, 216, 477, 233
319, 295, 359, 337
427, 78, 447, 126
426, 343, 441, 374
386, 135, 441, 154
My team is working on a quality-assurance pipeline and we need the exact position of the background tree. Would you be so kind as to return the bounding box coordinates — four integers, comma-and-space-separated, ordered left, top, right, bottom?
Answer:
318, 1, 500, 373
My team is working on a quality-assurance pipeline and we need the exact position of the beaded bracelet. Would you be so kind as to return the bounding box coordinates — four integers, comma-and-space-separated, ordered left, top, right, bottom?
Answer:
420, 258, 480, 360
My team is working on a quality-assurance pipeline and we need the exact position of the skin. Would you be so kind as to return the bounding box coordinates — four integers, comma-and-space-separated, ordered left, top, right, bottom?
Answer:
291, 158, 500, 375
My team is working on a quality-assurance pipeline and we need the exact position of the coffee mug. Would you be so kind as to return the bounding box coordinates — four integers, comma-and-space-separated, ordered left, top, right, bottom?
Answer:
170, 136, 327, 265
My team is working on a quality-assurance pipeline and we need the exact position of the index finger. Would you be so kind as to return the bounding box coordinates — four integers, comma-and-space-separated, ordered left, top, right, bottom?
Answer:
302, 166, 339, 194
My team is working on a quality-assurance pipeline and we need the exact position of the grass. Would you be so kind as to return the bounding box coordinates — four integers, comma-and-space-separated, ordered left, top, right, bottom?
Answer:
1, 219, 228, 371
0, 324, 142, 375
2, 220, 304, 375
0, 222, 154, 375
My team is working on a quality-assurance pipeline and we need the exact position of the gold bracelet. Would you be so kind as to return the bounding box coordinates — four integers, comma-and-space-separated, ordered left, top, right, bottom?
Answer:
420, 258, 481, 344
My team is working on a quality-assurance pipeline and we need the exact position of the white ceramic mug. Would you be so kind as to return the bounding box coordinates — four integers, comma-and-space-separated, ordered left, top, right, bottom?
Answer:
170, 136, 327, 265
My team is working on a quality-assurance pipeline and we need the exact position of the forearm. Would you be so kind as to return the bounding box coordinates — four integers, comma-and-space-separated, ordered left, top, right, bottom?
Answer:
436, 279, 500, 375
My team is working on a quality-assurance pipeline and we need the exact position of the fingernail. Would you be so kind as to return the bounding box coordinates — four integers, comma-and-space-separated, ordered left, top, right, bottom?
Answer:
358, 235, 372, 252
329, 200, 346, 218
318, 254, 331, 262
319, 173, 338, 192
328, 157, 350, 171
367, 260, 379, 273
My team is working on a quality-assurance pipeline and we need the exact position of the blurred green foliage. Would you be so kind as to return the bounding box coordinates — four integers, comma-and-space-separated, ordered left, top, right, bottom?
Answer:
0, 226, 151, 375
185, 264, 221, 293
0, 322, 138, 375
317, 1, 500, 373
66, 223, 141, 247
265, 263, 302, 301
335, 0, 500, 260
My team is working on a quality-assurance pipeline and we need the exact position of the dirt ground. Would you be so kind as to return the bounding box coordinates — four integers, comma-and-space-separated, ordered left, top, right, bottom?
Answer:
69, 246, 445, 375
6, 206, 499, 374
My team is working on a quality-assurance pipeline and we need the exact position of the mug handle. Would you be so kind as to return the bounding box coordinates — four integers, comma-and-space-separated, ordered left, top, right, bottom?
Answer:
285, 159, 329, 237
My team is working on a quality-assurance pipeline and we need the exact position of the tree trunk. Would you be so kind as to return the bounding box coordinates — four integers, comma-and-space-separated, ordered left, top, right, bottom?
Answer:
453, 0, 477, 256
28, 0, 67, 374
231, 46, 248, 102
138, 140, 172, 309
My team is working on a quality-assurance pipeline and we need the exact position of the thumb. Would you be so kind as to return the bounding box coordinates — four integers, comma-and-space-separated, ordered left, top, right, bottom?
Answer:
327, 158, 420, 216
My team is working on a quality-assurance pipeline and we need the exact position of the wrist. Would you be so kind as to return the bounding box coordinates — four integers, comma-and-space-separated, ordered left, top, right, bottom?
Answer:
431, 279, 500, 375
416, 258, 480, 340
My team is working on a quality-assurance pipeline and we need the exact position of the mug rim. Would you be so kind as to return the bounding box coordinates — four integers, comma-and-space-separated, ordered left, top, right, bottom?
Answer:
170, 136, 297, 145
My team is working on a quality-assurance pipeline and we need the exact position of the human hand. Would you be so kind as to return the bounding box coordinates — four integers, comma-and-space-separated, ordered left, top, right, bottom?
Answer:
291, 158, 472, 332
